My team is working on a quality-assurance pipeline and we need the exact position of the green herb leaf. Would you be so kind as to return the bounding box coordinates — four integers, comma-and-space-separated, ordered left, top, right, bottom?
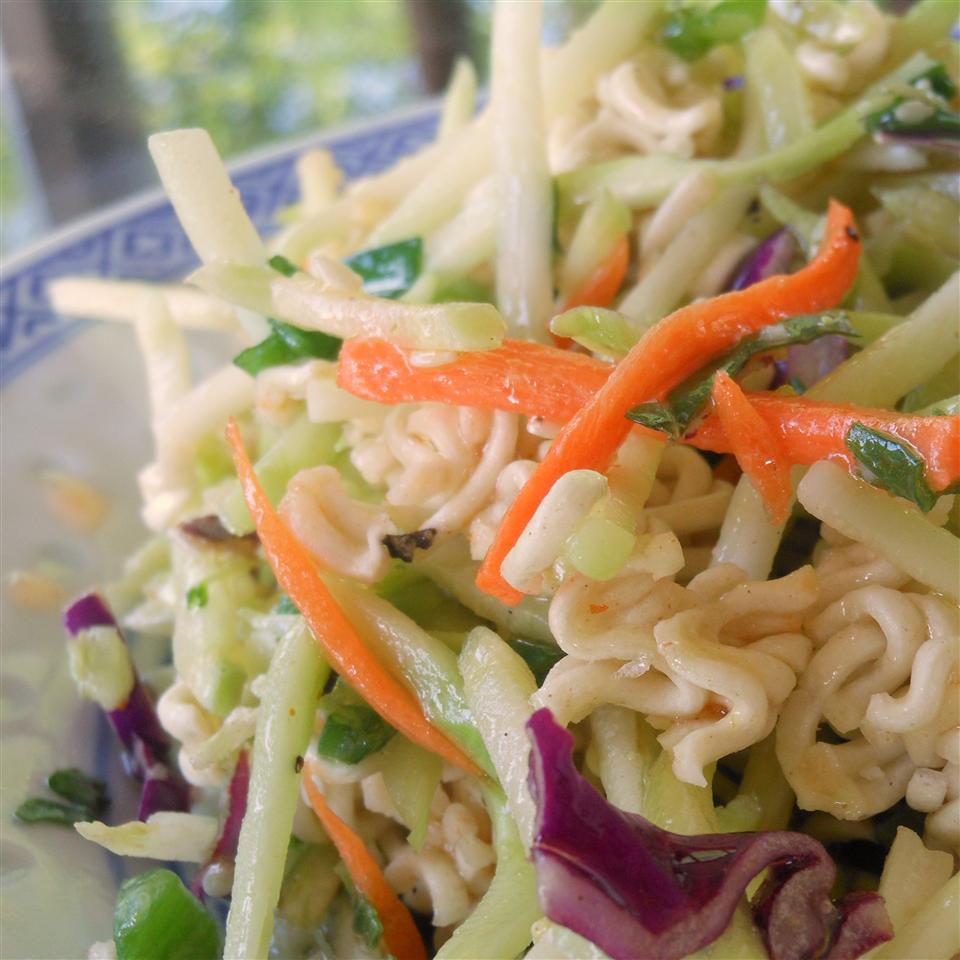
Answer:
507, 637, 565, 687
47, 768, 109, 815
626, 311, 855, 434
317, 684, 396, 764
232, 318, 341, 376
626, 402, 682, 438
268, 253, 299, 278
114, 869, 222, 960
186, 582, 208, 610
345, 237, 422, 300
672, 312, 854, 427
15, 797, 95, 825
845, 422, 939, 512
661, 0, 767, 61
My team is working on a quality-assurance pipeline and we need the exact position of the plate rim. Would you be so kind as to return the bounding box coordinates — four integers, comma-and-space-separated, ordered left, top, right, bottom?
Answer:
0, 97, 441, 279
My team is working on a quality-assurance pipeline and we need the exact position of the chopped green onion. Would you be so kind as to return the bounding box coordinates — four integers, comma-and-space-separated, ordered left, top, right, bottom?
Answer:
268, 253, 299, 278
232, 331, 301, 375
271, 318, 341, 360
864, 62, 960, 148
844, 423, 939, 513
344, 237, 423, 300
506, 637, 564, 686
47, 768, 109, 814
317, 681, 396, 764
335, 865, 387, 952
15, 797, 95, 826
911, 62, 957, 101
17, 767, 111, 825
185, 582, 208, 610
661, 0, 767, 61
114, 868, 221, 960
353, 893, 385, 951
232, 318, 341, 376
865, 101, 960, 144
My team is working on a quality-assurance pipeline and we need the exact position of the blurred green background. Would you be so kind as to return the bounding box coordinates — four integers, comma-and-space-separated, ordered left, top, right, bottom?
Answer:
0, 0, 600, 256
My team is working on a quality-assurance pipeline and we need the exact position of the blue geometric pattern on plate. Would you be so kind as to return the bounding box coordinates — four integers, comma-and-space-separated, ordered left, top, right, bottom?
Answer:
0, 108, 438, 387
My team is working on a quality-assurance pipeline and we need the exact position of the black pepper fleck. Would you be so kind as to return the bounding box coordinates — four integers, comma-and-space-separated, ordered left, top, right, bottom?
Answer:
294, 755, 304, 773
382, 528, 438, 562
845, 226, 860, 241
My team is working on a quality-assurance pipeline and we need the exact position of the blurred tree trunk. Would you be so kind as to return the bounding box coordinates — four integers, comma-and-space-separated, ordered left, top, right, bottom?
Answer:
405, 0, 470, 93
1, 0, 150, 223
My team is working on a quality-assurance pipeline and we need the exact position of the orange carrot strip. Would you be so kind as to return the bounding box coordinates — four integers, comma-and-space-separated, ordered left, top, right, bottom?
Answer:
564, 234, 630, 310
710, 372, 792, 524
225, 419, 482, 776
303, 763, 427, 960
686, 395, 960, 491
477, 200, 861, 605
338, 337, 613, 425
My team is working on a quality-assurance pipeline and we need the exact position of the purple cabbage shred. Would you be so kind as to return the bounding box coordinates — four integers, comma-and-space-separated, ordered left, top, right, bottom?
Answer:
193, 749, 249, 899
729, 228, 798, 292
776, 335, 852, 392
526, 708, 893, 960
64, 592, 189, 819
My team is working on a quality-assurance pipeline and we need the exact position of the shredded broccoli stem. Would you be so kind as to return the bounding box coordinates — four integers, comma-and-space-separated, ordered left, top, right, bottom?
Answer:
223, 621, 326, 959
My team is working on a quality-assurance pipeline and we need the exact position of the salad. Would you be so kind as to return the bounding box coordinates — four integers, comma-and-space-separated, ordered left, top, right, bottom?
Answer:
22, 0, 960, 958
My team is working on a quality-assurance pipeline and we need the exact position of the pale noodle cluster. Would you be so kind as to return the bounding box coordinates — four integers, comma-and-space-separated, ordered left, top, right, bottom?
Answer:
777, 531, 959, 850
156, 681, 232, 788
349, 404, 520, 535
280, 465, 397, 583
549, 48, 724, 173
770, 0, 890, 96
537, 557, 818, 788
303, 756, 494, 940
533, 503, 959, 854
643, 446, 734, 578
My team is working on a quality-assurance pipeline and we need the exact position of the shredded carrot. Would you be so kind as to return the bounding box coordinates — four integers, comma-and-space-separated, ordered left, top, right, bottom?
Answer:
710, 372, 792, 524
686, 394, 960, 491
303, 762, 427, 960
476, 200, 861, 604
340, 336, 957, 492
338, 337, 613, 424
225, 419, 482, 776
564, 233, 630, 310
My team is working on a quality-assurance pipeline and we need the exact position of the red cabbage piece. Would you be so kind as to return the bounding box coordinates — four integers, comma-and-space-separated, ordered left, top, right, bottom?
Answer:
192, 750, 249, 899
526, 709, 892, 960
774, 335, 852, 392
729, 228, 798, 291
64, 593, 188, 818
729, 230, 849, 390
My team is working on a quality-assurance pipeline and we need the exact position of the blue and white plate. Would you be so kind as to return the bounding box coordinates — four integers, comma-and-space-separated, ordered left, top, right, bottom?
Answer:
0, 105, 437, 959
